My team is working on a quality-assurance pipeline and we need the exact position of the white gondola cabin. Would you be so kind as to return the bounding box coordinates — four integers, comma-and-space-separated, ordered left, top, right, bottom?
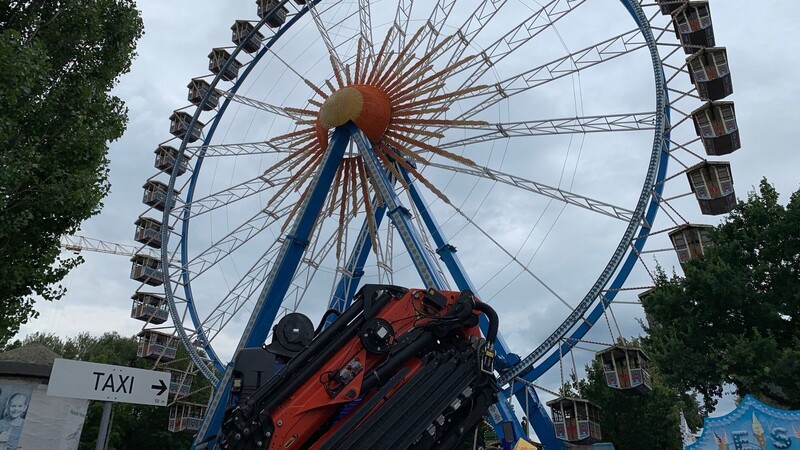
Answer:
168, 402, 206, 432
208, 48, 241, 81
686, 161, 736, 215
137, 330, 177, 362
231, 20, 264, 54
596, 345, 652, 395
130, 253, 164, 286
687, 47, 732, 101
169, 111, 204, 143
131, 291, 169, 324
165, 368, 193, 399
187, 78, 220, 111
657, 0, 687, 15
692, 101, 740, 156
154, 144, 190, 176
547, 397, 602, 445
669, 224, 713, 265
672, 1, 714, 54
142, 180, 179, 212
256, 0, 289, 28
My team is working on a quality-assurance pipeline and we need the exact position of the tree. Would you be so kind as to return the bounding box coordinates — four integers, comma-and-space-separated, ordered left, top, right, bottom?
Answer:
0, 1, 144, 345
642, 180, 800, 411
565, 359, 702, 450
4, 332, 197, 449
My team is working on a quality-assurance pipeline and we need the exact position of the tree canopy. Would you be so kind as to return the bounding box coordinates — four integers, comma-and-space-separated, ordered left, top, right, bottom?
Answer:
0, 0, 144, 344
642, 180, 800, 411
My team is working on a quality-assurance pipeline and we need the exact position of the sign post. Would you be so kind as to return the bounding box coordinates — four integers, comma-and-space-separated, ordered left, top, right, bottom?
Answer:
48, 359, 172, 450
47, 358, 171, 406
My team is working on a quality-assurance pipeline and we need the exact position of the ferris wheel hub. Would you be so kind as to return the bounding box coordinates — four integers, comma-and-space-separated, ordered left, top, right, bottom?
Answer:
318, 84, 392, 143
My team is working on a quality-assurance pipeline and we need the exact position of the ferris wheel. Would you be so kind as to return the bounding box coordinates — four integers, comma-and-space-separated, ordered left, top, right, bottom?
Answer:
128, 0, 740, 446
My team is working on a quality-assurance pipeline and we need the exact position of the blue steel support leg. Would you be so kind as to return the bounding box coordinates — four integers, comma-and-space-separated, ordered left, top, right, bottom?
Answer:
348, 123, 446, 289
193, 126, 350, 447
402, 169, 563, 449
325, 201, 388, 327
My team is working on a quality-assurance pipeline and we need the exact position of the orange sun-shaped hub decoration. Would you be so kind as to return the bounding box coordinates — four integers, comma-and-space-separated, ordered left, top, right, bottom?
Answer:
263, 27, 490, 256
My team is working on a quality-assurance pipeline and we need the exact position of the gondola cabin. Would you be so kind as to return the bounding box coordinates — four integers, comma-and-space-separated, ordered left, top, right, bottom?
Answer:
231, 20, 264, 54
686, 161, 736, 215
256, 0, 289, 28
137, 330, 177, 362
169, 111, 204, 143
168, 402, 206, 432
692, 101, 740, 156
657, 0, 687, 15
672, 1, 715, 54
130, 291, 169, 324
154, 145, 190, 176
130, 253, 164, 286
546, 397, 602, 445
687, 47, 732, 100
208, 48, 241, 81
142, 180, 180, 212
165, 368, 193, 399
669, 224, 713, 265
596, 345, 652, 395
187, 78, 220, 111
134, 216, 168, 249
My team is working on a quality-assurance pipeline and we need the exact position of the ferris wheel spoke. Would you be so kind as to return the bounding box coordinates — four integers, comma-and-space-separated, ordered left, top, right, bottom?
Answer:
183, 205, 293, 279
187, 141, 294, 159
437, 112, 657, 149
448, 28, 646, 122
420, 0, 587, 124
181, 173, 291, 219
425, 161, 635, 222
200, 243, 284, 343
391, 0, 414, 51
221, 91, 306, 120
307, 1, 346, 86
357, 0, 374, 70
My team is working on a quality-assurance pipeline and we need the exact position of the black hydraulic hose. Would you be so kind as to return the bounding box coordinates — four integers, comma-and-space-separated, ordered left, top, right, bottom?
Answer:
314, 308, 342, 336
474, 302, 498, 344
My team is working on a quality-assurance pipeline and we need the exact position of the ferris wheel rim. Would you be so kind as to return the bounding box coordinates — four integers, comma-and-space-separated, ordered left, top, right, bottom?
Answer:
155, 0, 672, 388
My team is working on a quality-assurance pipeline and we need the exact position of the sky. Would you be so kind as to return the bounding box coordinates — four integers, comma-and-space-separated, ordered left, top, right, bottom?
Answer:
17, 0, 800, 433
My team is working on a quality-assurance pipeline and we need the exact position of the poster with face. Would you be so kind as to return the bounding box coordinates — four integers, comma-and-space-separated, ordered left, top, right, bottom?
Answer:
0, 383, 35, 450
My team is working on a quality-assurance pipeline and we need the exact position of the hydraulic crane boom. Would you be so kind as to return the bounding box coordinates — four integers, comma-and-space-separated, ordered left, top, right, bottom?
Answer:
221, 285, 500, 450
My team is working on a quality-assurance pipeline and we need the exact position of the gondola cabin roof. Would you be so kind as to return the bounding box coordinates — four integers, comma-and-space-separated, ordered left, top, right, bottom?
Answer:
137, 329, 173, 339
657, 0, 688, 15
545, 396, 601, 410
134, 216, 173, 229
596, 344, 650, 362
131, 291, 165, 302
142, 180, 181, 194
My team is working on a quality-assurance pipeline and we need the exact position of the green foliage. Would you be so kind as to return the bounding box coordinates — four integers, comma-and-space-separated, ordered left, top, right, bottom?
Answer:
642, 180, 800, 411
5, 332, 196, 449
0, 0, 144, 345
566, 360, 702, 450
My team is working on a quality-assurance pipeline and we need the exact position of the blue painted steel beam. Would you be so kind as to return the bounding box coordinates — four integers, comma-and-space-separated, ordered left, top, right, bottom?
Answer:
325, 201, 388, 327
241, 126, 350, 349
402, 170, 563, 449
176, 0, 319, 376
193, 126, 349, 448
348, 123, 446, 289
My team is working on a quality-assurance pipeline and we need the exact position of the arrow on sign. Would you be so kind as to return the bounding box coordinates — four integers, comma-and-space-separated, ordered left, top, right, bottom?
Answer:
151, 379, 168, 396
